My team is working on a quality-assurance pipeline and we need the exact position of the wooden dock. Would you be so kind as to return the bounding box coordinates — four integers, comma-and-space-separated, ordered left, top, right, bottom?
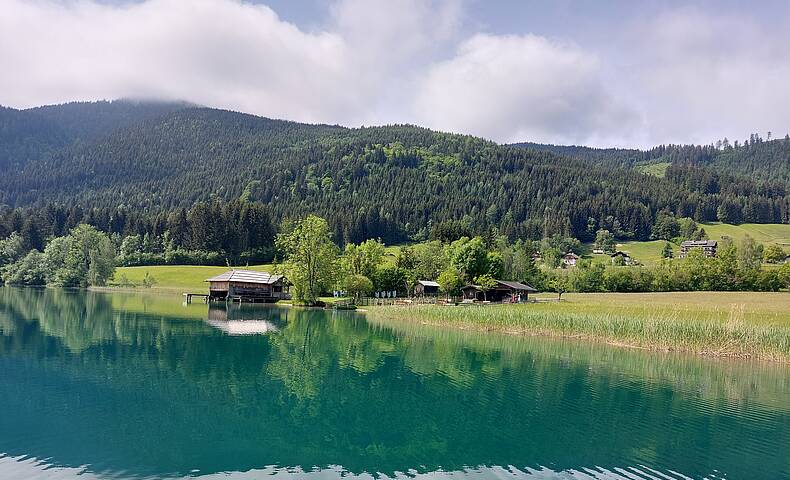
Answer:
183, 293, 210, 304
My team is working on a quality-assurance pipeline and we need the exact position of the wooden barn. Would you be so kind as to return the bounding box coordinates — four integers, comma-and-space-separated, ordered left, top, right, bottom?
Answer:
206, 270, 290, 303
461, 280, 537, 303
414, 280, 440, 296
610, 251, 632, 265
679, 240, 717, 258
563, 252, 580, 267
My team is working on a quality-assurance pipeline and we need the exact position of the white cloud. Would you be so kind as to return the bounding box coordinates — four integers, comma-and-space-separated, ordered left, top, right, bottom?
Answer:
328, 0, 463, 124
0, 0, 458, 126
1, 1, 790, 147
413, 34, 640, 145
1, 0, 351, 122
625, 7, 790, 145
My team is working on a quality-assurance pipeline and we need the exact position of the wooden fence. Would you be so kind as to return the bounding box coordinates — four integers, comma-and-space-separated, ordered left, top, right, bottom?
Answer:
356, 295, 559, 307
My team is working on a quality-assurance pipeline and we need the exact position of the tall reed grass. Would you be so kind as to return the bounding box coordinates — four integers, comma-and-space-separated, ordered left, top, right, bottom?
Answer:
367, 301, 790, 362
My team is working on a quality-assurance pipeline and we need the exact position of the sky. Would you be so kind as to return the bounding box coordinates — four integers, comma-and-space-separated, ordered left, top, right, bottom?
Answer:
2, 0, 790, 148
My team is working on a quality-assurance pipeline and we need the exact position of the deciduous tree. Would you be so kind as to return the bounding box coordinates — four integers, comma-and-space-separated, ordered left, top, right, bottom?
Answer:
276, 215, 338, 305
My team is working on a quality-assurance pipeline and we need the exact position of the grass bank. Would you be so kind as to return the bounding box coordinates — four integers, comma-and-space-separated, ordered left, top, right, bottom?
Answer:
366, 292, 790, 362
112, 264, 273, 292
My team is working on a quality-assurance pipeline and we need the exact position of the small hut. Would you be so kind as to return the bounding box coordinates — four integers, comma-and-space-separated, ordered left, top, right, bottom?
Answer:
461, 280, 537, 303
206, 270, 290, 303
414, 280, 440, 296
563, 253, 579, 267
610, 251, 632, 265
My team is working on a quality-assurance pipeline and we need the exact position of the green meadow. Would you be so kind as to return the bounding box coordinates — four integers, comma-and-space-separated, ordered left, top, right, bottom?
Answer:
586, 222, 790, 266
635, 161, 671, 177
112, 264, 274, 292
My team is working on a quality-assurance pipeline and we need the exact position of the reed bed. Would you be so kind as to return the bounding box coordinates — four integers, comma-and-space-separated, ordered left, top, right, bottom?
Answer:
367, 296, 790, 362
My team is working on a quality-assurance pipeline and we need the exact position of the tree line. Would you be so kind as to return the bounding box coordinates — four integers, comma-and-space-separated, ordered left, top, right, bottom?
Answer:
1, 210, 788, 298
0, 198, 276, 267
274, 216, 790, 306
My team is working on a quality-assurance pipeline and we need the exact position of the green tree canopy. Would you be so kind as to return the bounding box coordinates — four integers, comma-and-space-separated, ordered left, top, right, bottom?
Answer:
651, 212, 680, 241
445, 236, 489, 281
763, 244, 786, 264
46, 224, 116, 287
3, 250, 48, 286
276, 215, 338, 305
473, 274, 498, 301
437, 267, 464, 297
594, 229, 616, 253
344, 274, 373, 301
342, 239, 385, 279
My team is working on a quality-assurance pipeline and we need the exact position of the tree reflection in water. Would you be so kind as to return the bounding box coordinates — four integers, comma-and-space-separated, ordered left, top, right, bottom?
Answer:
0, 287, 787, 479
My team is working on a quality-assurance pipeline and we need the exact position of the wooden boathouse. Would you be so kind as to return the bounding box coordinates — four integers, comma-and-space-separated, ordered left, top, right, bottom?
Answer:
461, 280, 537, 303
414, 280, 440, 296
206, 270, 291, 303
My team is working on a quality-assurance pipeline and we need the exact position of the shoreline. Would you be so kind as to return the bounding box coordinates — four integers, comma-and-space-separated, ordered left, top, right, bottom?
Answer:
86, 287, 790, 362
374, 315, 765, 361
365, 312, 769, 365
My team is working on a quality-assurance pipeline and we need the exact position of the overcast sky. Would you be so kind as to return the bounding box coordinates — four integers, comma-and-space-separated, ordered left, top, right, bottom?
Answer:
2, 0, 789, 147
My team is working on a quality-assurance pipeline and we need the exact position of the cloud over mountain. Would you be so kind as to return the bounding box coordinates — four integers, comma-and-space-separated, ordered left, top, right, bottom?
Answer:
1, 0, 789, 147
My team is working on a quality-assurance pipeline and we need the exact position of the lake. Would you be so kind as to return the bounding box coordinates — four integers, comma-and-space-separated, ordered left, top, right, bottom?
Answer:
0, 288, 788, 479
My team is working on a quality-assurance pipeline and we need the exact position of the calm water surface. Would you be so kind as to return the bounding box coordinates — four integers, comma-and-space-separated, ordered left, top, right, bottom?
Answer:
0, 288, 788, 479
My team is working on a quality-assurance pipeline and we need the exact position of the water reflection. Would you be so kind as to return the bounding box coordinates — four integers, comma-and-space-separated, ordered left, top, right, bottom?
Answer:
0, 287, 788, 479
206, 304, 287, 335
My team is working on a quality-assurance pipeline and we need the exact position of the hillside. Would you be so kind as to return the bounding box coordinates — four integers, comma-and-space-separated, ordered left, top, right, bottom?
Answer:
0, 100, 189, 170
516, 137, 790, 189
0, 101, 788, 246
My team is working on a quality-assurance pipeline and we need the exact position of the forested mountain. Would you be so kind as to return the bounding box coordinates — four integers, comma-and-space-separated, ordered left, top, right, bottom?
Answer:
0, 101, 788, 248
515, 135, 790, 189
511, 142, 649, 168
0, 100, 189, 169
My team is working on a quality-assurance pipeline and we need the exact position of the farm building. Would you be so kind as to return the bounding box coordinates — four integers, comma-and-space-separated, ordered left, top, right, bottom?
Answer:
679, 240, 717, 258
610, 251, 632, 265
206, 270, 290, 303
563, 252, 580, 267
414, 280, 440, 296
461, 280, 537, 303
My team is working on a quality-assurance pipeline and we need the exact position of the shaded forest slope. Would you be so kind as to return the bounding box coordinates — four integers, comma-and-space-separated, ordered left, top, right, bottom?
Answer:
0, 101, 788, 244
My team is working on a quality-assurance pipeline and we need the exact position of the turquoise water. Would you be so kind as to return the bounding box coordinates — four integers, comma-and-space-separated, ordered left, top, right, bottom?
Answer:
0, 287, 788, 479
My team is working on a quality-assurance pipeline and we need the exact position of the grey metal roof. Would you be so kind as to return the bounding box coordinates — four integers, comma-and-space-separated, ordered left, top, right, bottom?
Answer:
206, 270, 284, 285
681, 240, 717, 247
418, 280, 440, 287
463, 280, 538, 292
496, 280, 538, 292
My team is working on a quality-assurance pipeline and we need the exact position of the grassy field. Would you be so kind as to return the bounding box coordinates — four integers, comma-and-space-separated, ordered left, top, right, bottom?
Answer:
587, 240, 672, 266
112, 264, 273, 292
635, 161, 671, 177
366, 292, 790, 362
703, 222, 790, 246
